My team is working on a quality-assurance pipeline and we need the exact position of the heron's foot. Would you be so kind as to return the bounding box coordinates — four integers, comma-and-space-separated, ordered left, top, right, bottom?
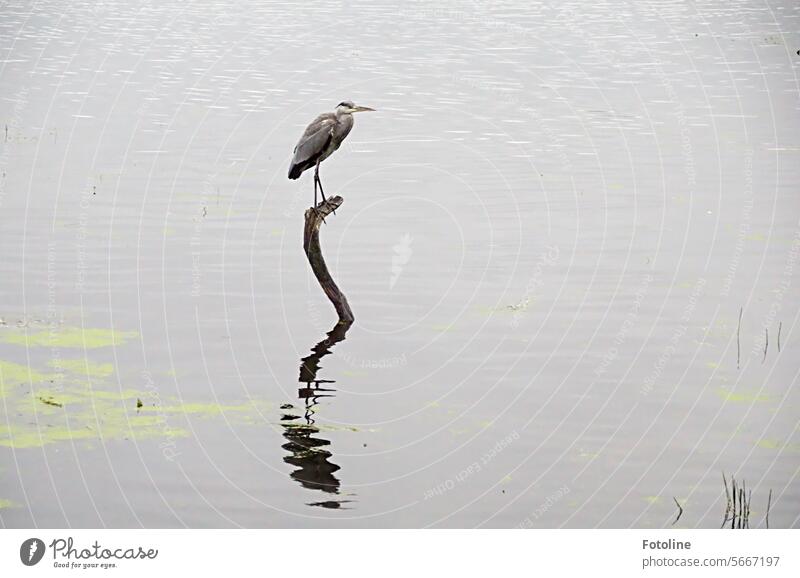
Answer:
312, 205, 328, 223
321, 198, 337, 216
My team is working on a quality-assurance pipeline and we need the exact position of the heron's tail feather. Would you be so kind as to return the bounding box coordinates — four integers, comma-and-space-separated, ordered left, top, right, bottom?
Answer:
288, 163, 304, 180
289, 163, 314, 180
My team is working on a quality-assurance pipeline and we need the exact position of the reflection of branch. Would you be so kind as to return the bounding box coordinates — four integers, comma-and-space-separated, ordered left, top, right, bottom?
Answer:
280, 320, 353, 508
281, 419, 340, 494
299, 319, 353, 383
304, 196, 353, 322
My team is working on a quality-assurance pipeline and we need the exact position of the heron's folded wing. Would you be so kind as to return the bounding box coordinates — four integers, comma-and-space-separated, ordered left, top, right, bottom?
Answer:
291, 116, 334, 167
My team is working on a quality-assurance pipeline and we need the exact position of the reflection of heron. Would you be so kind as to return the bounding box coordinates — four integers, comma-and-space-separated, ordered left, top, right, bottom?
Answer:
288, 102, 375, 207
280, 320, 353, 508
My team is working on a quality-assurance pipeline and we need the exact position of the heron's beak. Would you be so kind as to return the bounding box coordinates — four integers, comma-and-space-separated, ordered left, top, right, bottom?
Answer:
352, 106, 375, 113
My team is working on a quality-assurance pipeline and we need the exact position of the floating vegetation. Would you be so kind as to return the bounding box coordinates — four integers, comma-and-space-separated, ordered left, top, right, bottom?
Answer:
576, 449, 599, 460
756, 439, 781, 450
0, 498, 19, 509
2, 393, 277, 449
653, 475, 774, 528
0, 360, 53, 397
1, 417, 182, 449
341, 369, 368, 377
0, 316, 285, 449
51, 358, 114, 379
0, 357, 275, 449
737, 307, 742, 369
37, 395, 63, 408
1, 327, 139, 349
720, 473, 774, 529
722, 473, 752, 529
715, 387, 771, 404
672, 497, 683, 525
139, 400, 273, 422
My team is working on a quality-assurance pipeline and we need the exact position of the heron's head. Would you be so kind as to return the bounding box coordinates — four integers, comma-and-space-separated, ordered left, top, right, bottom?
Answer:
336, 101, 375, 115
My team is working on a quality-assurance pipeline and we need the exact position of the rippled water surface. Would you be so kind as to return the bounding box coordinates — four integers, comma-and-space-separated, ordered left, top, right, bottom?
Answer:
1, 0, 799, 527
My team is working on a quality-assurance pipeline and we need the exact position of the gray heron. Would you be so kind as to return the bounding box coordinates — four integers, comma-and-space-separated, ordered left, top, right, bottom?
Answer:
288, 101, 375, 207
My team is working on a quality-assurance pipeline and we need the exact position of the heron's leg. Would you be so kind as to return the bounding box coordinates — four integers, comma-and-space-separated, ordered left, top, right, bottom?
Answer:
310, 163, 327, 222
312, 177, 326, 223
315, 160, 336, 215
315, 160, 327, 204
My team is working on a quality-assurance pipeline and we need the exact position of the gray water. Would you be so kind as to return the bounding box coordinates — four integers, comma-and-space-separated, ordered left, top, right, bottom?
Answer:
1, 0, 799, 528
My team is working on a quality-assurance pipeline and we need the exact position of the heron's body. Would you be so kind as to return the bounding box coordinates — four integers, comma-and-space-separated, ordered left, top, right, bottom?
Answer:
288, 101, 374, 207
288, 111, 354, 179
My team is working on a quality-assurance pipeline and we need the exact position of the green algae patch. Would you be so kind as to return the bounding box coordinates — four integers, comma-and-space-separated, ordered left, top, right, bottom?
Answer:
0, 391, 198, 449
0, 498, 19, 509
1, 327, 138, 349
342, 370, 368, 378
0, 360, 52, 383
51, 358, 114, 379
577, 449, 599, 460
757, 439, 781, 450
1, 417, 189, 449
1, 350, 276, 449
0, 392, 191, 449
715, 387, 771, 404
0, 360, 54, 397
1, 387, 274, 449
19, 383, 142, 410
139, 399, 273, 424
